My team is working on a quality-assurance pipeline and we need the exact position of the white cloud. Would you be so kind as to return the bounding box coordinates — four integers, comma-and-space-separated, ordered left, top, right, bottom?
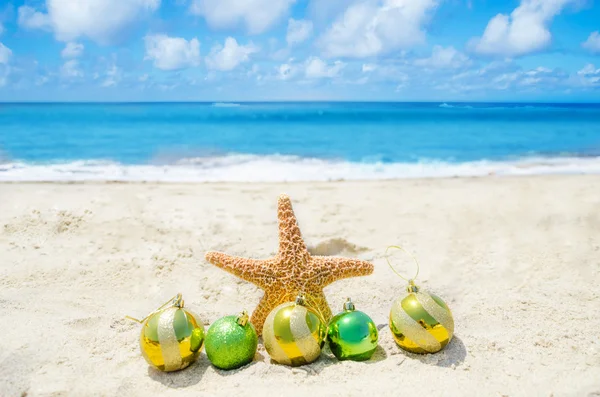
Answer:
362, 64, 377, 73
271, 47, 291, 61
144, 34, 201, 70
247, 64, 263, 82
0, 42, 11, 65
190, 0, 295, 34
448, 62, 568, 91
18, 0, 160, 44
286, 18, 313, 46
357, 62, 411, 85
61, 42, 84, 59
582, 31, 600, 54
205, 37, 258, 71
307, 0, 350, 25
395, 74, 409, 91
516, 66, 556, 86
578, 64, 600, 76
319, 0, 438, 58
275, 56, 345, 80
304, 56, 345, 78
414, 46, 470, 69
577, 64, 600, 86
18, 5, 51, 30
60, 59, 83, 80
35, 75, 50, 86
102, 64, 121, 87
277, 62, 295, 80
470, 0, 575, 57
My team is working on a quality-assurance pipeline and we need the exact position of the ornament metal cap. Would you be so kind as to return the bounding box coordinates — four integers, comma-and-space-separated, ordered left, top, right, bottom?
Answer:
237, 311, 249, 326
406, 280, 419, 293
295, 294, 306, 306
343, 298, 356, 311
172, 293, 184, 308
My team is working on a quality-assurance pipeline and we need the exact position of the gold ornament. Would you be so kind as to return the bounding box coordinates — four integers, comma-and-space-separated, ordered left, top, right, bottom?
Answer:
386, 246, 454, 354
262, 295, 326, 366
127, 294, 205, 371
389, 280, 454, 353
205, 194, 373, 335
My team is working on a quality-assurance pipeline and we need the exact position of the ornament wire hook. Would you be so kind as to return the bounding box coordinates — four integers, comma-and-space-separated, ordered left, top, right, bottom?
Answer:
300, 280, 329, 324
301, 292, 329, 341
385, 245, 420, 283
125, 293, 184, 324
298, 281, 329, 339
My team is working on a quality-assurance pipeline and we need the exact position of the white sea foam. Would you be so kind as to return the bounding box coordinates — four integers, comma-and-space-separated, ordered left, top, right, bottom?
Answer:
1, 155, 600, 182
439, 103, 473, 109
211, 102, 242, 107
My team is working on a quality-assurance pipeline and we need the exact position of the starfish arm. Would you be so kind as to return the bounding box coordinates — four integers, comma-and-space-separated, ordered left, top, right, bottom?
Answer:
311, 256, 374, 286
205, 251, 276, 289
277, 194, 310, 261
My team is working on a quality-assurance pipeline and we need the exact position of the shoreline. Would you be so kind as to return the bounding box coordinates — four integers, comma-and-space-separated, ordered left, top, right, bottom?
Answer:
1, 172, 600, 184
3, 155, 600, 183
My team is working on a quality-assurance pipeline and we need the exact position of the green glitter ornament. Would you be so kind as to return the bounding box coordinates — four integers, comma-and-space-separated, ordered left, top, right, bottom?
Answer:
327, 298, 378, 361
205, 311, 258, 370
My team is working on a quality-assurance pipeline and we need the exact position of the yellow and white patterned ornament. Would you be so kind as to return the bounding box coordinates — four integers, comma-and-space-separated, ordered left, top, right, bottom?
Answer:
262, 295, 326, 366
128, 293, 205, 372
389, 280, 454, 354
386, 246, 454, 354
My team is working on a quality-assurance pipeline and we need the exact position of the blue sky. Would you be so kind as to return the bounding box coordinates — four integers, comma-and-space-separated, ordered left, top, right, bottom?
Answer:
0, 0, 599, 101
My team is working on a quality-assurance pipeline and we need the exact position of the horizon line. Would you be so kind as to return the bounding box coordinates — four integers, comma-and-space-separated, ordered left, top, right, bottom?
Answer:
2, 100, 600, 104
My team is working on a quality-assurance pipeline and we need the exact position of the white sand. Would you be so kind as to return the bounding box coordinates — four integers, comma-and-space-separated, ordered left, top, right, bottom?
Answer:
1, 176, 599, 396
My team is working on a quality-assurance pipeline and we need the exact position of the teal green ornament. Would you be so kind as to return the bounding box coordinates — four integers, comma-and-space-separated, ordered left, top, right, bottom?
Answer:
327, 298, 378, 361
205, 311, 258, 370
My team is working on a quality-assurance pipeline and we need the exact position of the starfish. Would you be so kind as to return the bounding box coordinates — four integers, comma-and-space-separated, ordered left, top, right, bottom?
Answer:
205, 194, 374, 335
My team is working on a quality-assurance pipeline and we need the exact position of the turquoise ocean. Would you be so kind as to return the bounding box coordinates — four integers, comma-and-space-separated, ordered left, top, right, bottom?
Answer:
1, 102, 600, 181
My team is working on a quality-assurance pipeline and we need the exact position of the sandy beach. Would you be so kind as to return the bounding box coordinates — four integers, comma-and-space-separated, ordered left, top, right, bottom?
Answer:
1, 175, 599, 397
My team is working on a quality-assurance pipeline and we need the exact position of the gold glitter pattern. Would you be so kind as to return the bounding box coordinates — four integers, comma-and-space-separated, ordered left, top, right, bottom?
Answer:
158, 307, 183, 372
139, 306, 204, 371
389, 290, 454, 354
205, 194, 374, 334
262, 303, 292, 366
289, 306, 321, 361
416, 292, 455, 335
262, 302, 325, 366
390, 298, 442, 353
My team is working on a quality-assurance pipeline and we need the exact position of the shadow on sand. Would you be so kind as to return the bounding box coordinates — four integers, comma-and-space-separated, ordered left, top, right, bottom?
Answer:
147, 358, 210, 388
412, 335, 467, 368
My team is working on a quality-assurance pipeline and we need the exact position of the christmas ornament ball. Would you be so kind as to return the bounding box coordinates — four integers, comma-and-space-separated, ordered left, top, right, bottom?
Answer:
389, 281, 454, 354
139, 303, 205, 372
205, 312, 258, 370
327, 299, 378, 361
262, 296, 326, 366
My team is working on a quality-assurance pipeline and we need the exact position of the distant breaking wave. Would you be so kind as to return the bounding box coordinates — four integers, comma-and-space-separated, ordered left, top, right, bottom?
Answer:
439, 103, 473, 109
1, 155, 600, 182
211, 102, 242, 107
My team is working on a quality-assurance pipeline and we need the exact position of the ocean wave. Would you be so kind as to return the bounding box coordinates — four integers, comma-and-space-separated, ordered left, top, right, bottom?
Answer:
211, 102, 242, 107
439, 103, 473, 109
1, 155, 600, 182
